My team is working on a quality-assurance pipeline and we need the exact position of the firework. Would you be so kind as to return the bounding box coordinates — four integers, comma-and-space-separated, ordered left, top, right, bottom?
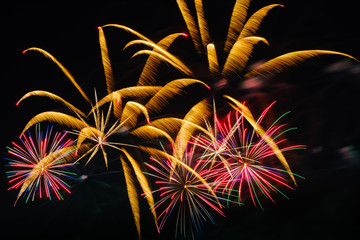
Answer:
114, 0, 356, 91
5, 124, 77, 204
138, 99, 220, 238
19, 47, 209, 169
10, 1, 349, 237
102, 24, 193, 86
177, 0, 357, 80
144, 142, 225, 239
71, 91, 149, 168
18, 38, 209, 238
194, 101, 305, 209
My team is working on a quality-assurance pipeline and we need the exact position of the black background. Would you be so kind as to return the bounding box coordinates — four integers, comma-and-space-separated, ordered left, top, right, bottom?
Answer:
1, 1, 360, 239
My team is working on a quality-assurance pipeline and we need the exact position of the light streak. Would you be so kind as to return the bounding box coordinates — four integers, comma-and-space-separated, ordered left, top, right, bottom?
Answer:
6, 124, 77, 204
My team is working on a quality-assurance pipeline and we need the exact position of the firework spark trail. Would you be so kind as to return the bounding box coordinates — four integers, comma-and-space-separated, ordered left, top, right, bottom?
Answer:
122, 0, 357, 91
193, 102, 305, 209
71, 91, 143, 168
144, 141, 225, 239
11, 1, 348, 237
19, 42, 210, 239
5, 124, 77, 204
23, 48, 91, 103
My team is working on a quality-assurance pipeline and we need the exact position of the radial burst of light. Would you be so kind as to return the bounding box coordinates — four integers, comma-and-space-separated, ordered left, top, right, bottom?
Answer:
18, 44, 208, 239
70, 91, 141, 168
5, 124, 77, 204
144, 142, 225, 239
193, 102, 306, 209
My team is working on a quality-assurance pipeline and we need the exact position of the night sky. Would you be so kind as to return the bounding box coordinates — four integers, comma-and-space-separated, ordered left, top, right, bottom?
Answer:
2, 1, 360, 239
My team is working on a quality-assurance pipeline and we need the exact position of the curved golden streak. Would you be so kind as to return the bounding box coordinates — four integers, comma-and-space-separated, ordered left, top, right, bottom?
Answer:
112, 97, 123, 119
146, 115, 213, 174
176, 0, 203, 53
17, 90, 86, 117
126, 40, 193, 76
138, 33, 184, 86
145, 78, 209, 115
222, 37, 268, 77
23, 48, 90, 103
22, 111, 88, 134
239, 4, 283, 39
120, 156, 141, 240
133, 50, 191, 76
131, 125, 174, 145
120, 101, 150, 128
98, 27, 115, 94
194, 0, 211, 49
207, 43, 219, 75
121, 149, 158, 233
224, 95, 297, 185
244, 50, 359, 78
152, 117, 212, 140
174, 99, 211, 161
88, 87, 161, 116
139, 146, 221, 207
224, 0, 251, 52
15, 145, 77, 205
147, 117, 183, 136
101, 24, 153, 43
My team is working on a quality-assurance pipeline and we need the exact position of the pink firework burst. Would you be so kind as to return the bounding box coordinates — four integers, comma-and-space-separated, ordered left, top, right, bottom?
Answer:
144, 142, 225, 239
5, 124, 77, 204
193, 102, 305, 209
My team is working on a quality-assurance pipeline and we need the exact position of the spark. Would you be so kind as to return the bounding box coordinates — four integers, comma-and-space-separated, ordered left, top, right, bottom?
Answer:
6, 124, 77, 204
144, 142, 225, 239
193, 101, 305, 209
